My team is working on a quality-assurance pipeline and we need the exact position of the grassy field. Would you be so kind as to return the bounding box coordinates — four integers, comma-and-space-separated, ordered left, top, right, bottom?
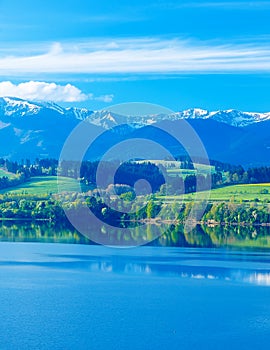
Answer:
158, 183, 270, 203
1, 172, 270, 203
0, 168, 17, 179
205, 183, 270, 202
135, 160, 215, 178
0, 176, 83, 195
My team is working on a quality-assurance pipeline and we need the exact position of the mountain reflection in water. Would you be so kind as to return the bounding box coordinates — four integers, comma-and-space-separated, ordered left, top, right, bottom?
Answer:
1, 239, 270, 286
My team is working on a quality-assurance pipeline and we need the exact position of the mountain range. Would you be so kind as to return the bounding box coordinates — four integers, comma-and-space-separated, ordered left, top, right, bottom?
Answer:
0, 96, 269, 167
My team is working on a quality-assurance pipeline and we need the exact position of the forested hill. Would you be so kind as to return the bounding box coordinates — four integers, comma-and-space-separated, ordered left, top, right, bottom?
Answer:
0, 97, 269, 166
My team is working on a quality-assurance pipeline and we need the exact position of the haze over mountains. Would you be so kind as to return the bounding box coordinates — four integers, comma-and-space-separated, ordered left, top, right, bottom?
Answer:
0, 97, 269, 166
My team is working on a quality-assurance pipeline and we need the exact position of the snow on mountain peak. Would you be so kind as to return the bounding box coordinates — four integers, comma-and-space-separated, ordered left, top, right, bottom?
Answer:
38, 101, 66, 114
209, 109, 270, 127
1, 97, 41, 116
182, 108, 209, 118
1, 97, 270, 128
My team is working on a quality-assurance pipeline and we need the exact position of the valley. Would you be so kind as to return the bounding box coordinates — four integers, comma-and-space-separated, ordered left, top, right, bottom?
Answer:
0, 98, 269, 248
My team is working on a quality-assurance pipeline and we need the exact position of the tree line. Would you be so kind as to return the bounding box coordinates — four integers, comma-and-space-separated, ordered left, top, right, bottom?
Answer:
0, 191, 269, 226
0, 158, 270, 195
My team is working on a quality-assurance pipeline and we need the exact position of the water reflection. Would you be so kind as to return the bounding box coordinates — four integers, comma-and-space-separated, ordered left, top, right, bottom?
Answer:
244, 273, 270, 286
0, 220, 270, 249
2, 241, 270, 286
57, 249, 270, 286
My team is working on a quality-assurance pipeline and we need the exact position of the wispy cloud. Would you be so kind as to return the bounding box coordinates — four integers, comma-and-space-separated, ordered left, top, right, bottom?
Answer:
0, 38, 270, 76
76, 14, 145, 24
93, 94, 114, 103
169, 1, 270, 10
0, 81, 113, 103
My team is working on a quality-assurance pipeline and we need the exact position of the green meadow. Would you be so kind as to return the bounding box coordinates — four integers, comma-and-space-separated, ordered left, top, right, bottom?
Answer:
0, 172, 270, 204
0, 176, 81, 195
0, 168, 17, 179
205, 183, 270, 202
159, 183, 270, 203
135, 160, 215, 178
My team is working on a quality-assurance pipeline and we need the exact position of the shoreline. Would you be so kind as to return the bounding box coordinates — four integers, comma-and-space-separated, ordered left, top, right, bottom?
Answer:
0, 217, 269, 227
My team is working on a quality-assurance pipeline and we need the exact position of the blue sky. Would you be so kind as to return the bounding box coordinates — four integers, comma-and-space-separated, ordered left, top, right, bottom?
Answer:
0, 0, 270, 112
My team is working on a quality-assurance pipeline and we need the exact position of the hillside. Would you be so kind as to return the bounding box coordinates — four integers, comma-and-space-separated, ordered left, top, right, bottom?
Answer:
160, 183, 270, 203
0, 97, 269, 166
0, 176, 80, 195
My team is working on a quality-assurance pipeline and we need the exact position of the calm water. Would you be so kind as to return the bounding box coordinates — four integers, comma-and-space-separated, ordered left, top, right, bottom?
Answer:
0, 242, 270, 349
1, 220, 270, 248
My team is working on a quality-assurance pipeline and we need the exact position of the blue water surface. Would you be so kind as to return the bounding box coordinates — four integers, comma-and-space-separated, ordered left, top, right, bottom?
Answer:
0, 243, 270, 350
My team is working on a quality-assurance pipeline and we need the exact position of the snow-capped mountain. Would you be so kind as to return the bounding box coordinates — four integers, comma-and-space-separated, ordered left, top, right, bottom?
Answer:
178, 108, 211, 119
0, 97, 269, 165
1, 96, 270, 128
209, 110, 270, 127
170, 108, 270, 127
85, 108, 270, 128
0, 97, 42, 117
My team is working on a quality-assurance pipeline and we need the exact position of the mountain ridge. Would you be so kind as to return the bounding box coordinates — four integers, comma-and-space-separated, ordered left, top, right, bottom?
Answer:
0, 97, 269, 166
1, 96, 270, 128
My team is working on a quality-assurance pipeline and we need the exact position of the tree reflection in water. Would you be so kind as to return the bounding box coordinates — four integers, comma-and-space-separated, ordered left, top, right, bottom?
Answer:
0, 220, 269, 249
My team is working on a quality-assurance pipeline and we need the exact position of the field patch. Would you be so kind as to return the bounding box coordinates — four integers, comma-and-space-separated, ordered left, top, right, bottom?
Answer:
0, 168, 17, 179
207, 183, 270, 202
0, 176, 83, 195
158, 183, 270, 203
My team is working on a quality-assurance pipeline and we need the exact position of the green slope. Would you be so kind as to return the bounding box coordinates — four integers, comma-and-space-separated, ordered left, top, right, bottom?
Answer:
0, 168, 17, 179
0, 176, 82, 195
206, 183, 270, 202
159, 183, 270, 203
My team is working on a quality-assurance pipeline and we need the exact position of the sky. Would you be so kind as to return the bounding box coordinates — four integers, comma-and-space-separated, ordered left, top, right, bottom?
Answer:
0, 0, 270, 112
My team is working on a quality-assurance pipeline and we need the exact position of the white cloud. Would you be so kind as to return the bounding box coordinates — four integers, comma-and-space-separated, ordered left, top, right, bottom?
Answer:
0, 81, 113, 103
0, 81, 87, 102
94, 94, 114, 103
0, 38, 269, 76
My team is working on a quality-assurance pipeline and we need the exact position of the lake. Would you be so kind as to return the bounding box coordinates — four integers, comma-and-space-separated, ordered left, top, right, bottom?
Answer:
0, 240, 270, 349
1, 220, 270, 248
